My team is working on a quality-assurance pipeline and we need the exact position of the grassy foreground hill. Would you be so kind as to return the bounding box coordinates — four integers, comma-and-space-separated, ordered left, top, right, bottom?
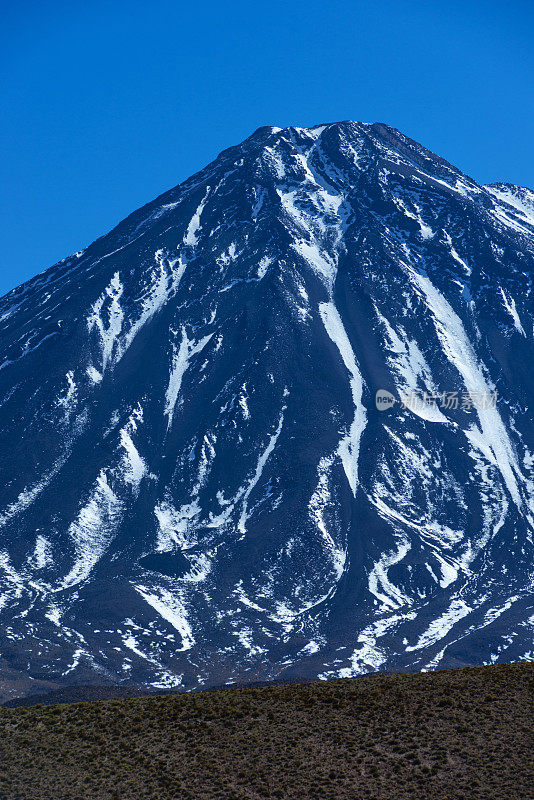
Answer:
0, 663, 532, 800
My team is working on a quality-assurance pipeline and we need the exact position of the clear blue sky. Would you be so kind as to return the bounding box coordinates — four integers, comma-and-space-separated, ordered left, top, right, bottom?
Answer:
1, 0, 533, 297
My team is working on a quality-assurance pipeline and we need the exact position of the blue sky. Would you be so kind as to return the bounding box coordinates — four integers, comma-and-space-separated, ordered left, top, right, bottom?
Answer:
1, 0, 533, 297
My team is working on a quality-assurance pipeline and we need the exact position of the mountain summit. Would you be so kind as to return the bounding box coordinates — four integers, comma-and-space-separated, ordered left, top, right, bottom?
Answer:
0, 122, 533, 698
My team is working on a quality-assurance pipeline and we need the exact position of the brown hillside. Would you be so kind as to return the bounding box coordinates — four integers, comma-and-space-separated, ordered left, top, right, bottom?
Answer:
0, 662, 532, 800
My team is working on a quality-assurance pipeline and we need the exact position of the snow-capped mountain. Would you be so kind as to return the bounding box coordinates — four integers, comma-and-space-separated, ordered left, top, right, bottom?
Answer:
0, 121, 533, 699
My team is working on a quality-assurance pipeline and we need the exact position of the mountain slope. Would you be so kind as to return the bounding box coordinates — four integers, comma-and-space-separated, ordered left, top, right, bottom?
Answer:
0, 121, 533, 698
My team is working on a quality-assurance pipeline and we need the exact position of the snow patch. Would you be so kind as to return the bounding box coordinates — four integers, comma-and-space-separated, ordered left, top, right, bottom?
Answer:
164, 328, 213, 430
319, 301, 367, 495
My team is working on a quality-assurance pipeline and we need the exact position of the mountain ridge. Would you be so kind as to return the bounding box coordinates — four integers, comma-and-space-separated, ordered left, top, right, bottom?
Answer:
3, 118, 515, 304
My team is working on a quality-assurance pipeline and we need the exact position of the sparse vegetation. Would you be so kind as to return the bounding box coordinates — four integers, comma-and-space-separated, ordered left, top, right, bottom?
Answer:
0, 663, 532, 799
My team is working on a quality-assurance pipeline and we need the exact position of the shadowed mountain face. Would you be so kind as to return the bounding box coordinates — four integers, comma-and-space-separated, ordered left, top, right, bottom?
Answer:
0, 121, 533, 698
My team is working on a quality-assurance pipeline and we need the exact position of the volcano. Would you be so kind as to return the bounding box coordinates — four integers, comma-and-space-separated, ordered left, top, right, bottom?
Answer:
0, 121, 533, 699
